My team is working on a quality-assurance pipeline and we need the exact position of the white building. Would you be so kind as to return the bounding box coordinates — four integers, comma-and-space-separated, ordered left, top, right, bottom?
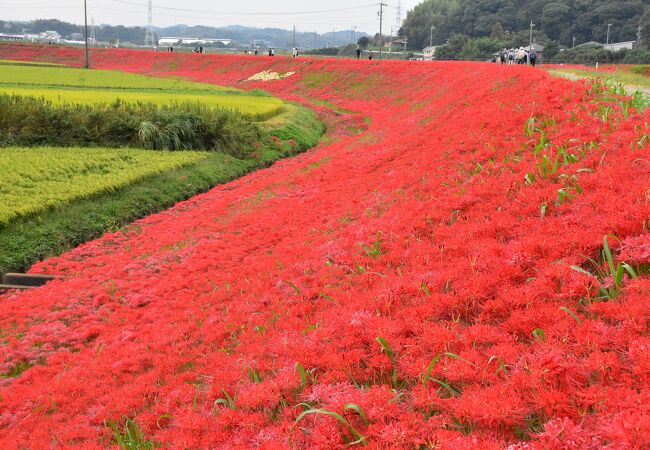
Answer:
603, 41, 635, 52
0, 33, 24, 41
422, 46, 436, 60
158, 37, 232, 47
158, 37, 183, 46
524, 43, 545, 53
576, 40, 635, 52
39, 31, 61, 43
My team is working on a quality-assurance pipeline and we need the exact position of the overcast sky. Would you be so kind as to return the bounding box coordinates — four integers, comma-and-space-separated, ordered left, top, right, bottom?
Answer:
2, 0, 421, 34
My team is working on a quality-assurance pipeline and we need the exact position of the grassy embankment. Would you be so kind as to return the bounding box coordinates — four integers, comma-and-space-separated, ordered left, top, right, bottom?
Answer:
547, 65, 650, 95
0, 62, 324, 274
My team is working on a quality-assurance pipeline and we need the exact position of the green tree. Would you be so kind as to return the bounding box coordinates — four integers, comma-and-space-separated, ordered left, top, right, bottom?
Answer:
541, 2, 571, 42
399, 0, 648, 50
401, 0, 462, 49
490, 21, 506, 39
543, 41, 560, 59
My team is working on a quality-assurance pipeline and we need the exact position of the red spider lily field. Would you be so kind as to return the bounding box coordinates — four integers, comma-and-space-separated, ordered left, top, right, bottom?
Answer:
0, 44, 649, 449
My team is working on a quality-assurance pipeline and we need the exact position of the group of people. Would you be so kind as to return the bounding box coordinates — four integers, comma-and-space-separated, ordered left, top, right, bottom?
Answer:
240, 47, 300, 57
496, 47, 538, 66
355, 44, 373, 60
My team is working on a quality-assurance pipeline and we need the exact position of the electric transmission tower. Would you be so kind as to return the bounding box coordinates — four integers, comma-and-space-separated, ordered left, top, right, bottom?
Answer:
144, 0, 156, 48
90, 18, 96, 46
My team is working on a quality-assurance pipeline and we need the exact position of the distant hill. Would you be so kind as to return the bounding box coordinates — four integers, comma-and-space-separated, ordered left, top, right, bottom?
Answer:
156, 24, 364, 49
401, 0, 650, 49
0, 19, 365, 49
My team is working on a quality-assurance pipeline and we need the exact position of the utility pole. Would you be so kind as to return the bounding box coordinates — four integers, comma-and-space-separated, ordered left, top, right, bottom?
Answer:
314, 30, 317, 49
83, 0, 89, 68
378, 2, 387, 59
395, 0, 402, 54
293, 25, 296, 48
606, 23, 612, 45
332, 29, 335, 47
430, 25, 435, 47
352, 25, 357, 44
529, 20, 535, 52
638, 23, 643, 45
572, 36, 576, 48
389, 26, 393, 53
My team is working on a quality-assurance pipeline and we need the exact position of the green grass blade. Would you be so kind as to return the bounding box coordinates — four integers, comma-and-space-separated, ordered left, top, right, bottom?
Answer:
621, 262, 638, 279
570, 265, 594, 277
376, 336, 395, 363
423, 353, 443, 387
432, 378, 461, 397
559, 306, 582, 324
294, 408, 368, 446
295, 362, 307, 388
344, 403, 369, 425
603, 235, 616, 277
532, 328, 547, 343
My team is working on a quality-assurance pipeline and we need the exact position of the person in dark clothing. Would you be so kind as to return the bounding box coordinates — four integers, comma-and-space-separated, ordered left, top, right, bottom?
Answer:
356, 44, 361, 59
529, 49, 537, 67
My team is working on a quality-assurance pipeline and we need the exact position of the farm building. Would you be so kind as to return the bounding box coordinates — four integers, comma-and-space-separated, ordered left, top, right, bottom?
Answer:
524, 43, 545, 55
158, 37, 232, 47
0, 33, 23, 41
603, 41, 635, 51
422, 46, 436, 60
576, 40, 636, 52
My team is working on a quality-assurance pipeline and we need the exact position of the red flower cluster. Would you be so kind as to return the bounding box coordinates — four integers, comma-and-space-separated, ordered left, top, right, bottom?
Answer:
0, 43, 648, 449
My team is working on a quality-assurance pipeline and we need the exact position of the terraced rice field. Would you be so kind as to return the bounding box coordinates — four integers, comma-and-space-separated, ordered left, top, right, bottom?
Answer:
0, 63, 284, 117
0, 147, 208, 225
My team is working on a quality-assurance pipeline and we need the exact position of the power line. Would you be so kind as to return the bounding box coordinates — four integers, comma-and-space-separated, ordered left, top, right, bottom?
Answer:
108, 0, 377, 16
394, 0, 401, 33
3, 2, 383, 36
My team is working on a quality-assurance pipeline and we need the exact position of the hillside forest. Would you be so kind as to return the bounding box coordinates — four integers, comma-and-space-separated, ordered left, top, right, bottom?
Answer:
401, 0, 650, 60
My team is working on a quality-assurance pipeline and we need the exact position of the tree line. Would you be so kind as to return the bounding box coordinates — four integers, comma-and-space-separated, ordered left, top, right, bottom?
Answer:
401, 0, 650, 55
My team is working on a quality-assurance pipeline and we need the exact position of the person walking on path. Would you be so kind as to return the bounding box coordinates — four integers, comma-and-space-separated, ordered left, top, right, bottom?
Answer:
516, 47, 526, 64
292, 47, 298, 58
529, 48, 537, 67
356, 44, 361, 59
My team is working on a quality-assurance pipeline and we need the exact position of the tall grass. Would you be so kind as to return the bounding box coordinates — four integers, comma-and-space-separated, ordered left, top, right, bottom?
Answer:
0, 94, 263, 157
